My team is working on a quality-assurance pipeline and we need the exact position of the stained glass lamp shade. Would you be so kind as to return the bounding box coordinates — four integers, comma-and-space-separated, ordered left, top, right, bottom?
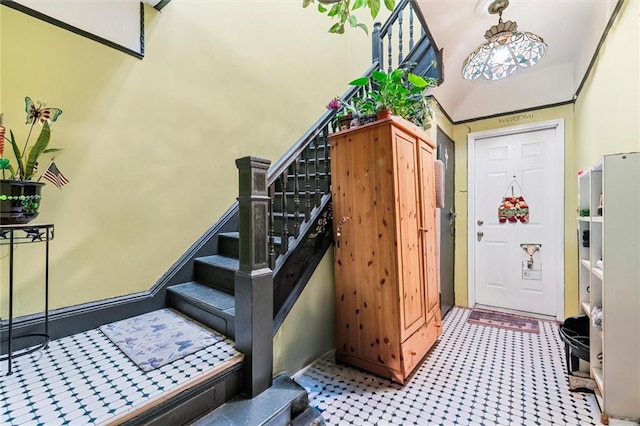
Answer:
462, 3, 547, 81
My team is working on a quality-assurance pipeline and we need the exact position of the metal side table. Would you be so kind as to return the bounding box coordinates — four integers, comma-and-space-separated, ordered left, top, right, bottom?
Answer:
0, 223, 54, 375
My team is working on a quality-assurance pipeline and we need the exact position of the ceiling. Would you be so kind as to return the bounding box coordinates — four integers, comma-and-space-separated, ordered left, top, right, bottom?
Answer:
415, 0, 620, 123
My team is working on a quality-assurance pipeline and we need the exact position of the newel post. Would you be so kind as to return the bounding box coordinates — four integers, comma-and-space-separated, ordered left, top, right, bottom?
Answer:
372, 22, 382, 65
235, 156, 273, 398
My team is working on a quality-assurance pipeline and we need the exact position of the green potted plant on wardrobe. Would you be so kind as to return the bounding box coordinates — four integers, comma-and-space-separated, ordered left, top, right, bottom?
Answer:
0, 96, 65, 224
348, 64, 438, 128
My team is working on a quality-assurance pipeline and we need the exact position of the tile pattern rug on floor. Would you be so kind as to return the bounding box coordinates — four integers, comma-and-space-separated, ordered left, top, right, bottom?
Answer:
467, 308, 540, 333
100, 308, 222, 371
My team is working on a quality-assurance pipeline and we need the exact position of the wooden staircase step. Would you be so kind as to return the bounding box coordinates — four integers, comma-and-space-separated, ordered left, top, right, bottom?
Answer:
194, 255, 239, 293
118, 354, 244, 426
218, 232, 240, 259
192, 374, 317, 426
168, 282, 236, 339
219, 232, 282, 259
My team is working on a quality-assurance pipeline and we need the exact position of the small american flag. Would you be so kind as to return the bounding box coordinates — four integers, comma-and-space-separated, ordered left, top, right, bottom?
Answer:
42, 161, 69, 189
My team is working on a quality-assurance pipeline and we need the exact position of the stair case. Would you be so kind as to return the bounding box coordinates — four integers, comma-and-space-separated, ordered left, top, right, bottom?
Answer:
132, 1, 443, 424
166, 144, 333, 340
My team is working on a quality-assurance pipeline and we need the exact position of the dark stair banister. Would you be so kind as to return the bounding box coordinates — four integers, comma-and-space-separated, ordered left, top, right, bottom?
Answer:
265, 66, 374, 332
265, 64, 376, 191
235, 156, 273, 398
374, 0, 444, 82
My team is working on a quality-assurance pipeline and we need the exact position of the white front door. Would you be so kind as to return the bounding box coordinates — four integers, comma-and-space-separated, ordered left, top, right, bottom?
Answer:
468, 120, 564, 318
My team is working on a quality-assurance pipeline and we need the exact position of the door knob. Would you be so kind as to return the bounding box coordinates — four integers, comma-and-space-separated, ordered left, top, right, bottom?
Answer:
477, 231, 484, 241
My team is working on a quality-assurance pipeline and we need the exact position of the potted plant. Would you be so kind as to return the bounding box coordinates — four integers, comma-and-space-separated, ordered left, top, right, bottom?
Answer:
0, 97, 64, 224
326, 96, 359, 130
348, 65, 438, 128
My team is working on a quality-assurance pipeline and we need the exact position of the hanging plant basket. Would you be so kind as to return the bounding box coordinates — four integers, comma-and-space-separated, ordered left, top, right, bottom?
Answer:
0, 180, 45, 225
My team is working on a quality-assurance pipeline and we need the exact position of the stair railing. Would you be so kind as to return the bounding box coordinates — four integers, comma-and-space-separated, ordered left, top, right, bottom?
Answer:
266, 63, 376, 271
374, 0, 424, 71
265, 0, 434, 275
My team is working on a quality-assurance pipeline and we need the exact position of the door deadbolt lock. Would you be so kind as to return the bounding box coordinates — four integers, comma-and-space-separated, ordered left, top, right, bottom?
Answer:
477, 219, 484, 226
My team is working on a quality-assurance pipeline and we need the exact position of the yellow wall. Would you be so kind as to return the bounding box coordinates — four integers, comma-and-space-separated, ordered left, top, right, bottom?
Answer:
0, 2, 372, 317
450, 105, 578, 316
426, 98, 455, 142
575, 0, 640, 169
273, 250, 335, 376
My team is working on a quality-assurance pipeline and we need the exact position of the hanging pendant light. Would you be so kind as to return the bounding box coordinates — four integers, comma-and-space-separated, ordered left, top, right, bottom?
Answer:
462, 0, 547, 81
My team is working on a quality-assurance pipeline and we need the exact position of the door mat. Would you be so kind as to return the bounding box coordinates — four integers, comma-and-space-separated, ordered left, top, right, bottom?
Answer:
467, 308, 540, 334
100, 308, 222, 371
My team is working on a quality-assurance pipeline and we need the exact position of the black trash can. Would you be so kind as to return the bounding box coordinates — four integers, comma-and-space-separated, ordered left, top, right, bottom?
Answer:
558, 315, 590, 375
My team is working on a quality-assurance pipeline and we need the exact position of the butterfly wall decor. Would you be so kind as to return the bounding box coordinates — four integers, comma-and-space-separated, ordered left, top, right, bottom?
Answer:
0, 96, 65, 182
25, 96, 63, 126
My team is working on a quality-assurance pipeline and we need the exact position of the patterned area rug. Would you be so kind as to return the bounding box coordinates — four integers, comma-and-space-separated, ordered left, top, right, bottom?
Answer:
467, 308, 540, 333
100, 308, 222, 371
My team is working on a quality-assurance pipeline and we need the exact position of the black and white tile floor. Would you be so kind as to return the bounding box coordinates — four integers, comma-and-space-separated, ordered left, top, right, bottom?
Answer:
1, 307, 634, 425
296, 307, 631, 426
0, 328, 240, 425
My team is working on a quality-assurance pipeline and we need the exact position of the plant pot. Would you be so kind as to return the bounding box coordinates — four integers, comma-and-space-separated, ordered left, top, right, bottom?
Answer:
0, 180, 45, 225
358, 114, 377, 126
376, 109, 392, 120
337, 113, 354, 131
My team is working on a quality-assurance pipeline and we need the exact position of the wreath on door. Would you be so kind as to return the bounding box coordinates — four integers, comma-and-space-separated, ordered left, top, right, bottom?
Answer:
498, 179, 529, 224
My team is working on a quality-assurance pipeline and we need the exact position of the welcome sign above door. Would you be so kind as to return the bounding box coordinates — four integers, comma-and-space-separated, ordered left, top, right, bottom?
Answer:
1, 0, 145, 58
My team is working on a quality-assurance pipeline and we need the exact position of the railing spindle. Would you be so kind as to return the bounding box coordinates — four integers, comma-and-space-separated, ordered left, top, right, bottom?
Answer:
280, 171, 289, 253
268, 183, 276, 269
398, 9, 404, 65
314, 135, 321, 207
372, 22, 382, 65
293, 158, 301, 238
304, 146, 311, 221
409, 3, 414, 51
323, 127, 330, 195
387, 26, 393, 72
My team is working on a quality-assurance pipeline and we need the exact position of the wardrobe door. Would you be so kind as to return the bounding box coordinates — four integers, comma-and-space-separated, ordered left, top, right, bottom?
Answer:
392, 128, 428, 341
418, 140, 440, 318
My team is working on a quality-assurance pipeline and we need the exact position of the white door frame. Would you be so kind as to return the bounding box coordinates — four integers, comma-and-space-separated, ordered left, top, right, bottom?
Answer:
467, 119, 565, 320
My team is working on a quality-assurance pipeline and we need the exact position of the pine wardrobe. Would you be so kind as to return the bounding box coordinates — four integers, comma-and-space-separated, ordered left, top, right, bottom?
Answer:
330, 116, 442, 384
